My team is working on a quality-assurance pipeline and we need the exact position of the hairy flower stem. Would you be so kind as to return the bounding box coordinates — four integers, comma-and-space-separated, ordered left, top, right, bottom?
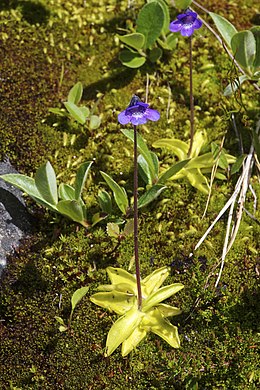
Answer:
133, 125, 142, 310
187, 36, 194, 158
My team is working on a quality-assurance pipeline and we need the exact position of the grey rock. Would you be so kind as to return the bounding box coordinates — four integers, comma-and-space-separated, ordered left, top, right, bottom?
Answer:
0, 158, 34, 278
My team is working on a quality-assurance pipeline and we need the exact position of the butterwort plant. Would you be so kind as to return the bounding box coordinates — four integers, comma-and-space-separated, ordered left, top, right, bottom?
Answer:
170, 9, 203, 157
90, 96, 184, 356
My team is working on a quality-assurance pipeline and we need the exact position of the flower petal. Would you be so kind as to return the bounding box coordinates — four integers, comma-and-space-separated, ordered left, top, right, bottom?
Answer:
177, 13, 188, 20
131, 116, 147, 125
181, 24, 195, 37
145, 108, 160, 122
193, 18, 203, 29
169, 20, 182, 33
118, 110, 130, 124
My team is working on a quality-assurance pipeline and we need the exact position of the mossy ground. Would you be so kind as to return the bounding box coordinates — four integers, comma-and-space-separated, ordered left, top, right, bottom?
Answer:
0, 1, 259, 389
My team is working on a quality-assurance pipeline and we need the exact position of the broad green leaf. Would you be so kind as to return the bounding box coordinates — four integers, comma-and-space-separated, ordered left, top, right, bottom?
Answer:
190, 131, 208, 158
223, 75, 249, 96
89, 115, 101, 130
35, 161, 58, 205
58, 183, 75, 200
107, 222, 120, 238
117, 33, 145, 50
174, 0, 193, 9
231, 31, 256, 74
144, 309, 181, 348
107, 267, 137, 288
185, 169, 209, 194
158, 159, 190, 184
150, 151, 159, 179
100, 171, 129, 214
55, 316, 66, 326
209, 12, 237, 47
121, 326, 147, 356
75, 161, 93, 201
138, 184, 167, 209
187, 153, 214, 169
148, 47, 163, 63
57, 199, 85, 224
79, 106, 90, 118
121, 129, 157, 182
123, 219, 134, 236
138, 155, 152, 185
105, 306, 144, 356
68, 81, 83, 105
148, 0, 170, 35
165, 33, 178, 50
153, 139, 188, 160
142, 266, 169, 296
98, 190, 112, 214
119, 50, 146, 68
0, 174, 40, 198
48, 107, 66, 116
136, 2, 164, 49
71, 286, 89, 312
64, 101, 86, 125
252, 129, 260, 162
251, 27, 260, 71
157, 303, 182, 317
90, 291, 136, 315
143, 283, 184, 312
230, 154, 247, 175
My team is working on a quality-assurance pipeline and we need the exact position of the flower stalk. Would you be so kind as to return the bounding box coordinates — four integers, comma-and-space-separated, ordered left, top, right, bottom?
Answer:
133, 125, 142, 309
187, 35, 194, 158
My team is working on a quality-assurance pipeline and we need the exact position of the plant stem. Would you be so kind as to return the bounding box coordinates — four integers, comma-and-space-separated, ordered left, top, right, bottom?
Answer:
187, 36, 194, 158
133, 125, 142, 310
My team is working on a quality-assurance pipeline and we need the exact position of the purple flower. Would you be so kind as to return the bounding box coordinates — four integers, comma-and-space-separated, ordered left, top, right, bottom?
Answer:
118, 95, 160, 126
169, 10, 202, 37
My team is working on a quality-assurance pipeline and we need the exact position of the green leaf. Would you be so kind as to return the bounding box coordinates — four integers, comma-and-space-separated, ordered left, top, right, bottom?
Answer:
117, 33, 145, 50
89, 115, 101, 130
58, 183, 75, 200
71, 286, 89, 312
187, 153, 214, 169
138, 155, 152, 185
57, 199, 85, 224
79, 106, 90, 118
143, 283, 184, 312
121, 326, 147, 356
35, 161, 58, 205
165, 33, 178, 50
148, 0, 170, 35
75, 161, 93, 201
68, 81, 83, 105
223, 75, 249, 96
251, 27, 260, 71
90, 291, 136, 315
0, 174, 39, 199
138, 184, 167, 209
153, 138, 188, 160
121, 129, 158, 183
48, 107, 66, 117
100, 171, 129, 214
142, 266, 169, 296
105, 306, 144, 356
252, 129, 260, 162
158, 159, 190, 184
209, 12, 238, 47
107, 267, 137, 288
123, 219, 134, 236
144, 309, 181, 348
136, 2, 164, 49
107, 222, 120, 238
119, 50, 146, 68
157, 303, 182, 317
98, 190, 112, 214
174, 0, 193, 9
64, 101, 86, 124
148, 47, 163, 62
231, 31, 256, 74
185, 169, 209, 194
230, 154, 247, 175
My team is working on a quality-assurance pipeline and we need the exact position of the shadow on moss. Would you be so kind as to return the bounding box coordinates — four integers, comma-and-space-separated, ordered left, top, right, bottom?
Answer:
0, 0, 51, 25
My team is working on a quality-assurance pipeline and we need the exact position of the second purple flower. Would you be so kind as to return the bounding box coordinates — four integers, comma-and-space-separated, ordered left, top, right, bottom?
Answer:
169, 10, 202, 37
